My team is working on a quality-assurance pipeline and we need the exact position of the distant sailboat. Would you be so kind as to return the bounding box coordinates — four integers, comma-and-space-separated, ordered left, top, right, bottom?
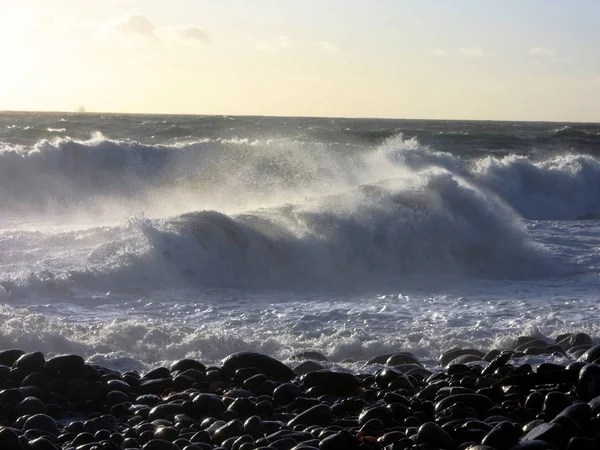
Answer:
76, 106, 86, 113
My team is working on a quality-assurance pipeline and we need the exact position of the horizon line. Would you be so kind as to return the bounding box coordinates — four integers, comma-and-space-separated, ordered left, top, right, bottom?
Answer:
0, 109, 598, 125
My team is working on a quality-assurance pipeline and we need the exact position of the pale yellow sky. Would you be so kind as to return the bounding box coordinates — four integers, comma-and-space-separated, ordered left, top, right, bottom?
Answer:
2, 0, 599, 122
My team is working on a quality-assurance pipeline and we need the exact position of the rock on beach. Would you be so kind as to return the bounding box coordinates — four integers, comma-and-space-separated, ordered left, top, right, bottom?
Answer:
0, 335, 597, 449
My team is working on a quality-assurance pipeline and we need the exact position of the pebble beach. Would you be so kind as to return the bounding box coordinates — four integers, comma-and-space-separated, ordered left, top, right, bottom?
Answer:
1, 332, 600, 450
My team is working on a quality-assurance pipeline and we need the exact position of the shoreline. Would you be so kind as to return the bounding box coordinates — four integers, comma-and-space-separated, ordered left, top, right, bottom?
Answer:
0, 332, 598, 449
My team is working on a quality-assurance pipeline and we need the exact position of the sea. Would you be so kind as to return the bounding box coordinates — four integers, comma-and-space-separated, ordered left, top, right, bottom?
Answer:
0, 111, 599, 372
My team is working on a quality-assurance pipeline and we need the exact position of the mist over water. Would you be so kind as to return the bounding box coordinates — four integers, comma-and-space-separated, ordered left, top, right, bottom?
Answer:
1, 111, 600, 370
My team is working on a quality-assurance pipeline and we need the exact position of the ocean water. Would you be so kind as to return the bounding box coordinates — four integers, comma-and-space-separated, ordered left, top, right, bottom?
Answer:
1, 111, 599, 372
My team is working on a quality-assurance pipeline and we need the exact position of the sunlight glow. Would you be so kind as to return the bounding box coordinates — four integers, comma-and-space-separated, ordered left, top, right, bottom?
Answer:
1, 0, 599, 122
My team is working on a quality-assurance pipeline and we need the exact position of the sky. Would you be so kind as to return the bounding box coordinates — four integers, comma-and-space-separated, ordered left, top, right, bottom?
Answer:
1, 0, 600, 122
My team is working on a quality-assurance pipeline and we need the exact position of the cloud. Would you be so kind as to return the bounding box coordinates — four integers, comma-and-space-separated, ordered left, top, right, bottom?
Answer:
174, 26, 210, 45
458, 47, 483, 58
527, 47, 570, 64
317, 41, 341, 54
528, 47, 556, 57
254, 36, 290, 52
113, 14, 158, 39
430, 48, 447, 57
101, 14, 210, 46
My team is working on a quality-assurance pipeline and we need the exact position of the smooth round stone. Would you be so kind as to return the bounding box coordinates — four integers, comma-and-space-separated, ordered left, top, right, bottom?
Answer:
107, 379, 131, 393
193, 394, 226, 418
375, 368, 405, 388
552, 402, 591, 429
233, 367, 263, 383
136, 394, 162, 406
107, 390, 130, 406
435, 394, 496, 417
377, 430, 407, 446
243, 415, 264, 439
578, 344, 600, 363
143, 439, 180, 450
17, 396, 48, 416
43, 354, 85, 375
417, 422, 456, 449
213, 419, 244, 444
439, 349, 485, 367
27, 436, 59, 450
514, 339, 551, 352
359, 418, 385, 436
0, 349, 25, 367
550, 415, 581, 439
66, 378, 90, 397
239, 444, 259, 450
579, 345, 600, 363
291, 351, 328, 362
172, 375, 196, 391
542, 391, 570, 419
138, 378, 174, 395
566, 437, 596, 450
171, 359, 206, 373
154, 426, 179, 441
143, 367, 171, 380
14, 352, 45, 373
394, 363, 429, 375
227, 398, 255, 419
224, 388, 253, 399
149, 404, 184, 421
481, 421, 520, 449
483, 350, 502, 362
578, 364, 600, 401
0, 427, 22, 448
83, 415, 118, 434
521, 423, 566, 449
287, 404, 333, 428
243, 374, 267, 393
190, 431, 211, 444
24, 414, 59, 437
301, 371, 361, 396
231, 434, 254, 449
0, 388, 24, 407
273, 383, 302, 405
366, 354, 395, 365
0, 365, 9, 383
221, 353, 295, 382
386, 353, 422, 367
265, 430, 313, 445
448, 354, 485, 366
70, 432, 95, 447
358, 405, 395, 427
20, 371, 49, 389
524, 392, 544, 411
269, 438, 296, 450
293, 361, 324, 376
178, 369, 206, 382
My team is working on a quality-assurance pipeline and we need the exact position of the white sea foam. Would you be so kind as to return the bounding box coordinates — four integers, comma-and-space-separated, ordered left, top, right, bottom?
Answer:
1, 117, 600, 371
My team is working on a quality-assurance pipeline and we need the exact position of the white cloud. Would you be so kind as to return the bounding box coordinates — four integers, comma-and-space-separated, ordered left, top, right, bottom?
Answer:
101, 14, 210, 46
430, 48, 447, 57
528, 47, 556, 57
254, 36, 290, 52
113, 14, 158, 40
317, 41, 341, 54
527, 47, 570, 64
458, 47, 483, 58
174, 26, 210, 45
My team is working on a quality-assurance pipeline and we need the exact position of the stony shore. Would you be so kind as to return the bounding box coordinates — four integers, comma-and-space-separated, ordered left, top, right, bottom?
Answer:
0, 332, 599, 450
